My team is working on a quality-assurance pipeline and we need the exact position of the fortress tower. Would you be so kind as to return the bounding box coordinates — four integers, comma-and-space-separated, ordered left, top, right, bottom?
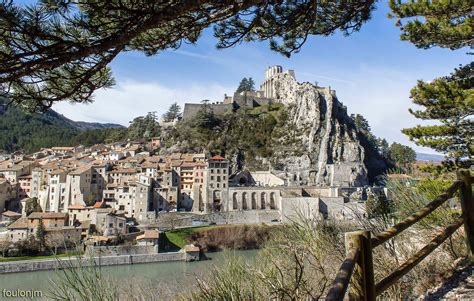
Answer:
260, 65, 295, 99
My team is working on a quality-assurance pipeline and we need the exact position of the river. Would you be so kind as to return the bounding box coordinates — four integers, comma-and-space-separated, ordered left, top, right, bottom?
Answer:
0, 250, 257, 300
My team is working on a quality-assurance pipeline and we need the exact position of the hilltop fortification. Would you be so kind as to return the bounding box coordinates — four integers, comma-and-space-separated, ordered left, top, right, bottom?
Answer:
179, 66, 389, 185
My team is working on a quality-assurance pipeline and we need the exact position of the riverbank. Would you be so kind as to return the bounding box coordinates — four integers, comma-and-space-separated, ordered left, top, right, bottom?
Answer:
0, 251, 82, 263
0, 223, 277, 274
0, 250, 258, 300
0, 251, 190, 274
164, 223, 279, 252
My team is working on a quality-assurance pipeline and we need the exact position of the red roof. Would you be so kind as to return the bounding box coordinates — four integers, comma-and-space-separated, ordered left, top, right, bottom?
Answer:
68, 204, 86, 210
93, 201, 105, 208
210, 155, 225, 161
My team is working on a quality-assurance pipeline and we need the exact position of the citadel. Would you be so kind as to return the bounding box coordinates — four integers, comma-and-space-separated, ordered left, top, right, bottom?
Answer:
0, 66, 383, 245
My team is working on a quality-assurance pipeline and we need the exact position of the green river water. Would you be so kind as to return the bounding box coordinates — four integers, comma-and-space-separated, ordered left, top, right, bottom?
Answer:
0, 250, 257, 300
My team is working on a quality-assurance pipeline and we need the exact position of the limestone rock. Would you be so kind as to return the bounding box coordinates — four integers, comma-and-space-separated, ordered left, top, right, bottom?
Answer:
270, 73, 386, 186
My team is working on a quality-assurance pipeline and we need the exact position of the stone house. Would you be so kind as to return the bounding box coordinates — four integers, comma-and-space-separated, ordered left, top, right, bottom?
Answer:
17, 174, 32, 199
45, 226, 82, 245
1, 210, 21, 223
136, 230, 159, 246
67, 204, 95, 225
6, 217, 28, 242
0, 178, 15, 213
0, 160, 35, 186
94, 209, 127, 237
27, 212, 68, 232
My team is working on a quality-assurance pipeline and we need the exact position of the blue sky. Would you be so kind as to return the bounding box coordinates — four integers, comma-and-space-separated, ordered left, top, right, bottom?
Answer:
52, 1, 471, 154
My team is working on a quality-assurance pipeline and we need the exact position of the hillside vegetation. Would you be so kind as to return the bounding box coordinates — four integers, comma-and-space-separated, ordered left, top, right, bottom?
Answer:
0, 97, 126, 153
163, 103, 293, 170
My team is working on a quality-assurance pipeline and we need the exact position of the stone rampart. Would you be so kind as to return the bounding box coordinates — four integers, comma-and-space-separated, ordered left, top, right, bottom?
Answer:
182, 103, 234, 120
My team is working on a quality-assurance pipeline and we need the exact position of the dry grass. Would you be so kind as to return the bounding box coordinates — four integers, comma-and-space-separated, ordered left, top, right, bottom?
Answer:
188, 224, 275, 252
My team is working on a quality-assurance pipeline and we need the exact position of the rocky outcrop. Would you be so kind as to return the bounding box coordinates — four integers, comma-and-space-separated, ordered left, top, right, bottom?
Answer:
270, 73, 387, 186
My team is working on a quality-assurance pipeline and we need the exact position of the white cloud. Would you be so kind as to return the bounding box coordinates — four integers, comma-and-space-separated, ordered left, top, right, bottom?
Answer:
53, 67, 439, 155
334, 64, 440, 154
53, 81, 233, 126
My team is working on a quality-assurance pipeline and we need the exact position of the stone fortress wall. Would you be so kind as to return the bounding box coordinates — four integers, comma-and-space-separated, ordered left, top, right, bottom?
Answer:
182, 102, 235, 121
182, 65, 294, 120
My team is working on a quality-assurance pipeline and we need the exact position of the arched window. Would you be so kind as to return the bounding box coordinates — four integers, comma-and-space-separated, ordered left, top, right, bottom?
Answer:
242, 192, 248, 210
233, 192, 238, 210
270, 192, 276, 210
251, 192, 257, 210
260, 192, 266, 209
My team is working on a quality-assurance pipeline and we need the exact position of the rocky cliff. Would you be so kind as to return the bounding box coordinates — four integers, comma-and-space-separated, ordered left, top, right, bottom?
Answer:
163, 73, 389, 186
269, 73, 388, 186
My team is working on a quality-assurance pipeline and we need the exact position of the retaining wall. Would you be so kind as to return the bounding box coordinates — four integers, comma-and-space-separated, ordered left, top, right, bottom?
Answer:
86, 245, 157, 256
0, 251, 186, 274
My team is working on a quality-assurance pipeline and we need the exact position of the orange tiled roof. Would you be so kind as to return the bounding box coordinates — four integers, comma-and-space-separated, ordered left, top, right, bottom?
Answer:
68, 204, 86, 210
93, 201, 105, 209
137, 230, 160, 240
210, 155, 226, 161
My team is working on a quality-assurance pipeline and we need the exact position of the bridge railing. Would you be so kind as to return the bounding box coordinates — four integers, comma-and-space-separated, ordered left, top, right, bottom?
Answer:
326, 169, 473, 301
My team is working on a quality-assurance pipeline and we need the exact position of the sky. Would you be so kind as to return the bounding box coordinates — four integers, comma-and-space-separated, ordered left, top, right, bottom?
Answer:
50, 2, 471, 155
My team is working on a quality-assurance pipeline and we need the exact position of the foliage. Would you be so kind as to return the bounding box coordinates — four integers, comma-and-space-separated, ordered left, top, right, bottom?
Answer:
351, 113, 379, 151
162, 102, 182, 122
49, 257, 120, 301
165, 103, 289, 169
164, 225, 224, 249
188, 224, 274, 252
45, 232, 67, 255
235, 77, 255, 93
377, 138, 390, 158
188, 216, 348, 300
389, 177, 459, 230
35, 217, 46, 251
365, 192, 393, 218
0, 97, 126, 153
25, 197, 42, 217
128, 111, 161, 140
389, 0, 473, 161
0, 251, 82, 262
70, 128, 127, 146
389, 0, 472, 50
191, 255, 263, 301
13, 235, 41, 256
0, 1, 376, 111
418, 160, 470, 179
194, 102, 221, 130
401, 63, 473, 161
389, 142, 417, 171
0, 239, 11, 257
0, 98, 79, 153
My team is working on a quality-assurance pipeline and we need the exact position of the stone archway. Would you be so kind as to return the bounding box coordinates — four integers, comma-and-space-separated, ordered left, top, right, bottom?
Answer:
260, 192, 266, 210
242, 192, 248, 210
270, 192, 276, 210
251, 192, 257, 210
232, 192, 238, 210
